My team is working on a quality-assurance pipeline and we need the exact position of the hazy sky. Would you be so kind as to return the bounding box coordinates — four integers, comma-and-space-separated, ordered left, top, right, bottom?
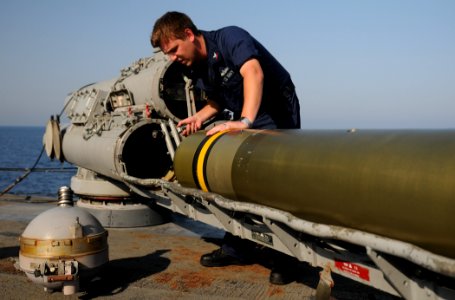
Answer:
1, 0, 454, 129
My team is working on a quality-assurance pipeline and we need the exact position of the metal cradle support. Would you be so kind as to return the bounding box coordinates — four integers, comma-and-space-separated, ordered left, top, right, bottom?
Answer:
119, 176, 455, 299
367, 248, 455, 299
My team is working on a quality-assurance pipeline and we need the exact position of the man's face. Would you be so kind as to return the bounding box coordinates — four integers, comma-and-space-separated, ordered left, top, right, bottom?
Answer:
161, 30, 197, 67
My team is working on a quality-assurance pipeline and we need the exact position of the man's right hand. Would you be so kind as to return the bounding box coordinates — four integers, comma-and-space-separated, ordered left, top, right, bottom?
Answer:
177, 115, 203, 136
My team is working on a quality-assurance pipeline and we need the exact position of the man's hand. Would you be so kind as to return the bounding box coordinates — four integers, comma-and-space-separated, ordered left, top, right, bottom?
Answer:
206, 120, 249, 136
178, 101, 221, 136
177, 115, 203, 136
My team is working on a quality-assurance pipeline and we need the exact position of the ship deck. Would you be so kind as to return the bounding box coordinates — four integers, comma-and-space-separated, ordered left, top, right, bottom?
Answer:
0, 194, 397, 299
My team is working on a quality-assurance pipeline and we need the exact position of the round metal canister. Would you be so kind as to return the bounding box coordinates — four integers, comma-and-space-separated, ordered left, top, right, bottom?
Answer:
19, 188, 109, 294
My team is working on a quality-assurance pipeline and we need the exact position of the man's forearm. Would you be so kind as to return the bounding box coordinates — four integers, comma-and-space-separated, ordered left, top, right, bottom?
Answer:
195, 100, 220, 123
240, 59, 264, 123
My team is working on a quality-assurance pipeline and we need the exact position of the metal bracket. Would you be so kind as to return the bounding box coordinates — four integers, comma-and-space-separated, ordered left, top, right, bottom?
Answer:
183, 76, 197, 117
202, 200, 245, 236
160, 121, 175, 159
168, 119, 181, 147
264, 217, 316, 263
367, 247, 455, 299
163, 190, 225, 230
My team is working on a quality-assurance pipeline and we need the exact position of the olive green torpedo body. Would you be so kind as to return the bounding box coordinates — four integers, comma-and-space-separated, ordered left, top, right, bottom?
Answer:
173, 129, 455, 259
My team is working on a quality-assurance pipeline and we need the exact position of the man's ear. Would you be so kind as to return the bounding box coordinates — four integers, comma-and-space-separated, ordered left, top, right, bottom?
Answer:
184, 28, 195, 42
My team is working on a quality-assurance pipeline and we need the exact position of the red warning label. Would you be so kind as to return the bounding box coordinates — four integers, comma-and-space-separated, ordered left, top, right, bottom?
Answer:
335, 260, 370, 281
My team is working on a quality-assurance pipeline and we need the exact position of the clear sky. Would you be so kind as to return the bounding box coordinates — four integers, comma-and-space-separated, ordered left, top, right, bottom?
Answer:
1, 0, 454, 129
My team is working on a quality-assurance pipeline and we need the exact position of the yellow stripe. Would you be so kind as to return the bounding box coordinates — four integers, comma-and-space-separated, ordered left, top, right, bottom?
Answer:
196, 130, 228, 192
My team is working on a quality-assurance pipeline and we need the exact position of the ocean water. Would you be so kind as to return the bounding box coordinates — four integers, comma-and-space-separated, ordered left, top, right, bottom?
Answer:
0, 126, 76, 197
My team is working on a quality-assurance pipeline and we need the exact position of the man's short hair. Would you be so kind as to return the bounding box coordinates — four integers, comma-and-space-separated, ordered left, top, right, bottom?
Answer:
151, 11, 200, 48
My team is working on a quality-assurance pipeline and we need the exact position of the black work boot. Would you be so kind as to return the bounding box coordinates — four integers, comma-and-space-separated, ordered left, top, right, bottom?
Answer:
267, 250, 297, 285
200, 248, 248, 267
269, 267, 295, 285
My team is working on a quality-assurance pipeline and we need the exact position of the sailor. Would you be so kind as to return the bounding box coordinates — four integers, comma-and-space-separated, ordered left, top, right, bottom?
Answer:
151, 11, 301, 284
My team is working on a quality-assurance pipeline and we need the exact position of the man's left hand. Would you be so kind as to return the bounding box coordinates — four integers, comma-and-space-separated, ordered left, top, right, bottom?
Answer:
206, 120, 249, 136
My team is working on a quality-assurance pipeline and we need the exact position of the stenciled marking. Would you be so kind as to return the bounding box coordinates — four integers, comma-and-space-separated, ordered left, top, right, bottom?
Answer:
335, 260, 370, 281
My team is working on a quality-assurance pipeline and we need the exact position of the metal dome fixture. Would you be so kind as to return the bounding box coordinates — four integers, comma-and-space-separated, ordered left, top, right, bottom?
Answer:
19, 187, 109, 295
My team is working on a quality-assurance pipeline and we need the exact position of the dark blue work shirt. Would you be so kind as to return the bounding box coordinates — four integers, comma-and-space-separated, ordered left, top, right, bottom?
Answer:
191, 26, 300, 129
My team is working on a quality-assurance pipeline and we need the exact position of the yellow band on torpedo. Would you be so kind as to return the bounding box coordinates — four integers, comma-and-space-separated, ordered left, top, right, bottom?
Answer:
196, 130, 229, 192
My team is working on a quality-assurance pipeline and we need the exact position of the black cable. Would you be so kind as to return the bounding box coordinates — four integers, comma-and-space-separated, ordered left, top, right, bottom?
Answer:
0, 88, 88, 198
0, 144, 46, 197
0, 167, 76, 172
0, 97, 76, 198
